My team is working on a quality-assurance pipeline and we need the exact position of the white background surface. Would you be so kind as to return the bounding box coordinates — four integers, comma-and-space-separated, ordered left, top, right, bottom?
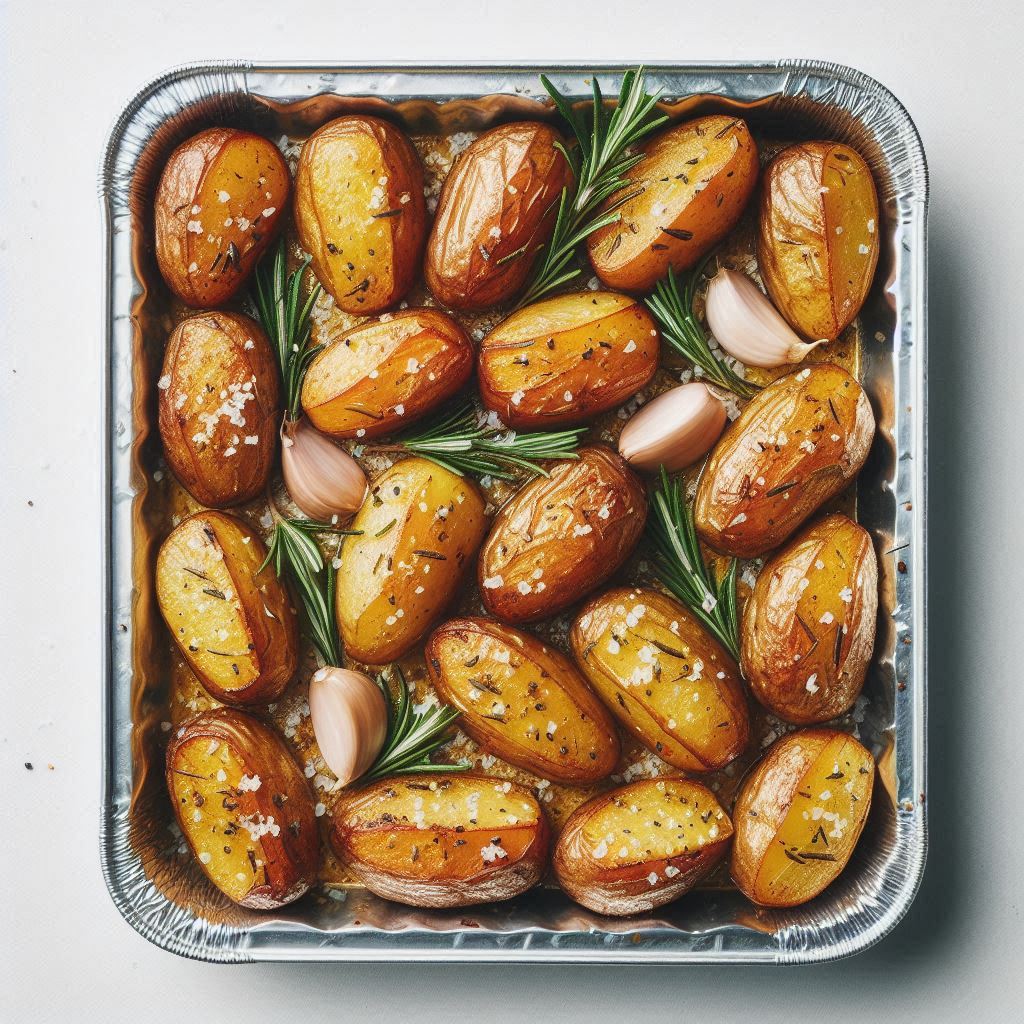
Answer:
1, 1, 1020, 1020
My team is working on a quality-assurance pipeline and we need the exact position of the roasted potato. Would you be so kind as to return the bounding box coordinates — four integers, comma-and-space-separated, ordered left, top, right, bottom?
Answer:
166, 708, 319, 909
156, 511, 298, 705
335, 458, 487, 664
425, 122, 572, 310
477, 292, 659, 429
554, 777, 732, 916
330, 774, 549, 908
154, 128, 289, 307
759, 141, 880, 341
300, 308, 473, 439
694, 364, 875, 558
427, 617, 620, 785
158, 312, 279, 507
731, 729, 874, 907
587, 116, 758, 293
478, 446, 647, 623
741, 514, 877, 724
570, 587, 749, 771
295, 115, 426, 314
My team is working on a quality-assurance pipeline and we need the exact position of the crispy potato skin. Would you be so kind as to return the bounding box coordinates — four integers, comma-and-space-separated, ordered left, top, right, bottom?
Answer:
570, 587, 749, 771
425, 122, 572, 310
742, 515, 878, 724
478, 292, 660, 429
694, 364, 875, 558
335, 459, 487, 665
154, 128, 289, 307
478, 447, 647, 624
295, 115, 426, 314
156, 511, 298, 705
300, 308, 473, 439
731, 729, 874, 907
331, 774, 549, 908
759, 142, 880, 340
554, 778, 732, 916
158, 312, 279, 507
427, 618, 620, 785
587, 116, 758, 292
166, 709, 319, 909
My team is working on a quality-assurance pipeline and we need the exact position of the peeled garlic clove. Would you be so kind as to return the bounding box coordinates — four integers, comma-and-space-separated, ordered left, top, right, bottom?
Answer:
706, 268, 827, 368
618, 383, 727, 473
309, 667, 388, 786
281, 417, 367, 522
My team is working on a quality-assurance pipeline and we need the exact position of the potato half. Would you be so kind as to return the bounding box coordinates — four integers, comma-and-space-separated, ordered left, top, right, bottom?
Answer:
554, 777, 733, 916
300, 308, 474, 439
295, 115, 426, 314
759, 141, 880, 340
331, 774, 550, 908
587, 115, 758, 292
158, 312, 279, 508
694, 363, 875, 558
166, 708, 319, 909
154, 128, 289, 307
478, 446, 647, 623
425, 122, 572, 310
570, 587, 749, 771
427, 617, 620, 785
156, 511, 298, 705
477, 291, 659, 429
335, 459, 487, 664
742, 514, 878, 724
731, 729, 875, 907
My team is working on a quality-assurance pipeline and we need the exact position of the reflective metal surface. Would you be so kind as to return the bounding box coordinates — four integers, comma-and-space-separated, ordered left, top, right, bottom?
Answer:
100, 62, 928, 963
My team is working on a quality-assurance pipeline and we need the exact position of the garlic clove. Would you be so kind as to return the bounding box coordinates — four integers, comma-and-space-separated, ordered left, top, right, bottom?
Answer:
706, 268, 827, 368
281, 417, 368, 523
618, 382, 727, 473
308, 666, 388, 787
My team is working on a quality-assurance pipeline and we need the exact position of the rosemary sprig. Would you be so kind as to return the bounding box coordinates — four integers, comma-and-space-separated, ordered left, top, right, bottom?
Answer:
646, 258, 760, 400
380, 401, 586, 480
259, 516, 359, 667
252, 238, 323, 420
646, 467, 741, 660
364, 667, 469, 781
516, 67, 668, 307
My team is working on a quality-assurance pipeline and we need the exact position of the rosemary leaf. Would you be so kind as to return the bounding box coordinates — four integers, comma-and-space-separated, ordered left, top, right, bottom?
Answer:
382, 401, 586, 480
645, 466, 742, 660
646, 258, 760, 400
251, 238, 322, 420
365, 667, 470, 780
516, 67, 667, 307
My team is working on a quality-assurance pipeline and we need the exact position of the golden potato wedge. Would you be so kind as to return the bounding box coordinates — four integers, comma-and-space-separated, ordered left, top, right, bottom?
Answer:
570, 587, 749, 771
694, 364, 875, 558
587, 116, 758, 293
166, 708, 319, 909
295, 115, 426, 314
427, 617, 620, 785
335, 459, 487, 664
478, 446, 647, 623
158, 312, 279, 508
554, 777, 732, 916
477, 291, 659, 429
156, 511, 298, 705
731, 729, 874, 907
759, 141, 880, 340
425, 122, 572, 310
154, 128, 289, 307
330, 774, 549, 908
300, 308, 473, 439
741, 514, 877, 724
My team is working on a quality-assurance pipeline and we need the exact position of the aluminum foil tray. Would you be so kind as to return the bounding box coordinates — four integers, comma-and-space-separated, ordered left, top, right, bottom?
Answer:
100, 62, 928, 963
